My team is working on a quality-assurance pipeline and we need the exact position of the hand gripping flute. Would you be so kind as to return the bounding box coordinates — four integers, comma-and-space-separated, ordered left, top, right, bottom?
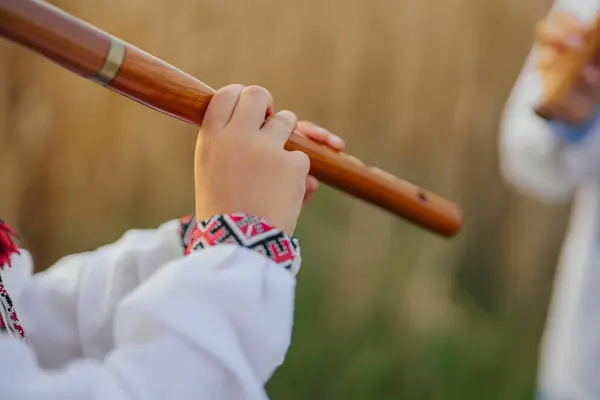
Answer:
0, 0, 463, 237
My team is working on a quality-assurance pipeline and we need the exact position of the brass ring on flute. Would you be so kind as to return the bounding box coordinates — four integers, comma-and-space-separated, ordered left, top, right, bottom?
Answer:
96, 37, 126, 85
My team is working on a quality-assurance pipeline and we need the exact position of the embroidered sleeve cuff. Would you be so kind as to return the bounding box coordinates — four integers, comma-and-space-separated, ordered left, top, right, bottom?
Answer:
179, 213, 301, 276
179, 214, 196, 251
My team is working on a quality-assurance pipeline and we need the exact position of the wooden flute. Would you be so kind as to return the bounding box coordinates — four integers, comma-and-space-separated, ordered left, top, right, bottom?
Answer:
0, 0, 463, 237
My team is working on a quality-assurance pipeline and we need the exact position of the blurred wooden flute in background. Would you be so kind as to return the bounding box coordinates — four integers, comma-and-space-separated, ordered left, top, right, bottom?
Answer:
0, 0, 463, 237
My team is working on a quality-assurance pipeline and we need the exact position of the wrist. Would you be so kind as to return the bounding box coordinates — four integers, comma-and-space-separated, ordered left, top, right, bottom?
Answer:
548, 105, 600, 144
179, 213, 301, 276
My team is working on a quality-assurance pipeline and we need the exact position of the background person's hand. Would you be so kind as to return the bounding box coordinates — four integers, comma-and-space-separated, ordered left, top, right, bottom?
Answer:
536, 12, 600, 122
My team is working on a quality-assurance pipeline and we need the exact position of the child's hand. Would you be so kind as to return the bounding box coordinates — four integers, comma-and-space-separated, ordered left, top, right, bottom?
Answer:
194, 85, 310, 235
295, 121, 346, 207
536, 12, 600, 121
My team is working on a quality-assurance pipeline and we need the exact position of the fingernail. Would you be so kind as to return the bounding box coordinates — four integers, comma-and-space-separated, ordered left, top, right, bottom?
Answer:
330, 135, 344, 147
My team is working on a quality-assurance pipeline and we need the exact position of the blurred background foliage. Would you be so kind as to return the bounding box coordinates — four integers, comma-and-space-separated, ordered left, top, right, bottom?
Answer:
0, 0, 573, 398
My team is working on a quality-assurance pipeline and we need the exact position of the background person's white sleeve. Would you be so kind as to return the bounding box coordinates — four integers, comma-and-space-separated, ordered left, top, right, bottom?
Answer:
499, 0, 600, 203
1, 244, 297, 400
9, 219, 186, 369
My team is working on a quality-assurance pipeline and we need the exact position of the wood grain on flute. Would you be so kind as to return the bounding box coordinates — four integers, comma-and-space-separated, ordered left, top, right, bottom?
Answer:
0, 0, 463, 237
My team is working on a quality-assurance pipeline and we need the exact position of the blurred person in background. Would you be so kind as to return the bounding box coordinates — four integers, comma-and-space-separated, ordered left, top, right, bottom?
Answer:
0, 84, 345, 399
500, 2, 600, 399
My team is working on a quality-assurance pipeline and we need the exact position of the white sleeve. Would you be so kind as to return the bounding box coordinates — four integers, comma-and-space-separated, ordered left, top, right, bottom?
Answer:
499, 0, 600, 203
14, 219, 186, 369
1, 245, 296, 400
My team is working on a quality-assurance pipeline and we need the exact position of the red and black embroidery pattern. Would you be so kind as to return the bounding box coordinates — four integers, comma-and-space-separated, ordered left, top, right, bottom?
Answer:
178, 214, 196, 253
182, 213, 301, 275
0, 220, 19, 270
0, 275, 25, 339
0, 221, 25, 339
